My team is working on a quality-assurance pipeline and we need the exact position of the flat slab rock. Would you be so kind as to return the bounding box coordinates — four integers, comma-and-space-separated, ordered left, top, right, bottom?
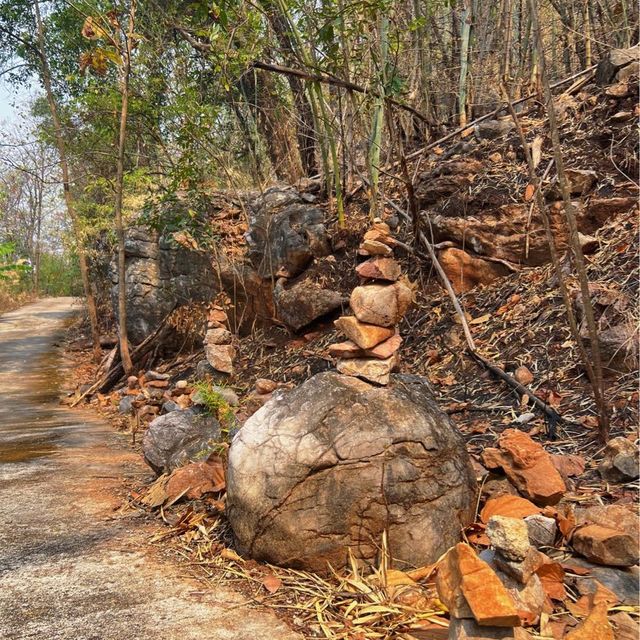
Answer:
226, 372, 477, 573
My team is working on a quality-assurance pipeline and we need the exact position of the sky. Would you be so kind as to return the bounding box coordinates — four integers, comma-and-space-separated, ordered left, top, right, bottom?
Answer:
0, 76, 34, 128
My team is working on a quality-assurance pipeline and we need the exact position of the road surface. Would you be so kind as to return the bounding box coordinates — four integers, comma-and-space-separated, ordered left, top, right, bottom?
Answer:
0, 298, 300, 640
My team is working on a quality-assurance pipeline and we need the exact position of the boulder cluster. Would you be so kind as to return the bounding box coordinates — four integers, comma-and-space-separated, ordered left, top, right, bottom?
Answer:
330, 221, 412, 385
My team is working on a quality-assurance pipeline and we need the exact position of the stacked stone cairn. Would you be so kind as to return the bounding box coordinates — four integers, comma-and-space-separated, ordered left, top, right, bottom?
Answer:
330, 220, 412, 385
203, 306, 235, 375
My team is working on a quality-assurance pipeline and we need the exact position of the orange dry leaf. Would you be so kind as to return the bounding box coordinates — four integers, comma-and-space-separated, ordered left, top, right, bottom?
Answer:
536, 562, 566, 601
262, 574, 282, 594
524, 183, 536, 201
480, 494, 541, 523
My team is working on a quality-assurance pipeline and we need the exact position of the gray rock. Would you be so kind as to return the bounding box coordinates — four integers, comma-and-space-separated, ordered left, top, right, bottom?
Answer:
525, 514, 557, 548
162, 400, 180, 414
142, 409, 222, 475
112, 226, 215, 344
145, 370, 170, 381
448, 617, 528, 639
226, 372, 477, 573
598, 437, 639, 482
118, 396, 135, 415
245, 188, 331, 278
565, 558, 639, 605
274, 279, 345, 331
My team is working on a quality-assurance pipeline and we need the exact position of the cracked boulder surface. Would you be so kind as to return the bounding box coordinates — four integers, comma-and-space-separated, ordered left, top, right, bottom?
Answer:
0, 299, 301, 640
226, 371, 477, 573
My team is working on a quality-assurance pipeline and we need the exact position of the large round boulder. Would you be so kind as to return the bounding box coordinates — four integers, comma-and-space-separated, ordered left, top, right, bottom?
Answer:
142, 409, 221, 475
226, 372, 477, 572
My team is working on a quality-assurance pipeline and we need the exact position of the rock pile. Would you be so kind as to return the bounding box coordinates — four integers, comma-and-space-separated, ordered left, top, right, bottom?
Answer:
330, 221, 412, 385
203, 306, 235, 375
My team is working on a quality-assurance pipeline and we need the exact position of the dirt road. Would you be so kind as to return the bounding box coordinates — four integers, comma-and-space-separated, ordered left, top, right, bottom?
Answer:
0, 298, 301, 640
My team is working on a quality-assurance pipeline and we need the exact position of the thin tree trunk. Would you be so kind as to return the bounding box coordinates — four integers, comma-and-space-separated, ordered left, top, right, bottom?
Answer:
458, 0, 472, 126
529, 0, 610, 441
33, 0, 101, 359
114, 1, 136, 374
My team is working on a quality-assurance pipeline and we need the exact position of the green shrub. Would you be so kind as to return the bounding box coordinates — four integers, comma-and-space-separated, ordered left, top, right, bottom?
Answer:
193, 380, 236, 439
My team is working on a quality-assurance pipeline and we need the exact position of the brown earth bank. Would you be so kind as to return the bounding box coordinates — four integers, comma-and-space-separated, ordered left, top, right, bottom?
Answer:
0, 299, 302, 640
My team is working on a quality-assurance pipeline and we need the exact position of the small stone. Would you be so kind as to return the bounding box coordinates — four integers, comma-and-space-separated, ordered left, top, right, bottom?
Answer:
551, 453, 586, 478
118, 395, 135, 415
350, 281, 413, 327
448, 617, 524, 639
162, 400, 180, 414
366, 334, 402, 359
496, 430, 566, 506
145, 370, 170, 381
572, 524, 639, 567
514, 366, 534, 385
525, 514, 557, 548
436, 543, 521, 627
497, 571, 546, 625
175, 380, 189, 390
359, 239, 393, 256
328, 341, 365, 359
565, 602, 614, 640
337, 353, 399, 385
127, 375, 138, 389
204, 343, 235, 374
578, 233, 599, 254
205, 327, 233, 345
598, 436, 639, 482
363, 228, 394, 246
610, 612, 640, 640
255, 378, 278, 394
334, 316, 395, 349
487, 516, 531, 562
356, 257, 402, 282
494, 547, 545, 585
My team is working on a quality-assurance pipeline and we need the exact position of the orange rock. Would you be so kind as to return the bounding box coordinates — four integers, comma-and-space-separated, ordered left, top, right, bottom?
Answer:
350, 282, 412, 327
359, 239, 393, 256
255, 378, 278, 394
565, 602, 614, 640
437, 248, 511, 294
482, 447, 507, 470
436, 543, 521, 627
514, 366, 534, 386
332, 336, 403, 360
356, 257, 402, 282
496, 430, 566, 506
551, 454, 585, 478
334, 316, 395, 349
571, 523, 639, 567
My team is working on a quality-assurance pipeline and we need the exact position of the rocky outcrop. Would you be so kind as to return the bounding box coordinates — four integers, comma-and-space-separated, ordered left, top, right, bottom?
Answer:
142, 409, 222, 475
273, 279, 345, 331
245, 187, 331, 278
226, 371, 477, 573
113, 227, 215, 344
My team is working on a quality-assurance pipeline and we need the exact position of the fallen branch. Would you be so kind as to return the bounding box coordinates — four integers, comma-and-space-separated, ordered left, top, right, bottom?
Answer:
71, 308, 175, 407
414, 227, 562, 437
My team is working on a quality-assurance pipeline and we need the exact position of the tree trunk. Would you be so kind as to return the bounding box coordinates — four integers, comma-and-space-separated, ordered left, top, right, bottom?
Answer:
114, 2, 136, 375
33, 0, 101, 359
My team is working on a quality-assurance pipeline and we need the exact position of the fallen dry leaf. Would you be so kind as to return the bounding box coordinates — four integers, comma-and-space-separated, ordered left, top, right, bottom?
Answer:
480, 494, 541, 523
524, 183, 536, 202
536, 562, 566, 601
262, 574, 282, 594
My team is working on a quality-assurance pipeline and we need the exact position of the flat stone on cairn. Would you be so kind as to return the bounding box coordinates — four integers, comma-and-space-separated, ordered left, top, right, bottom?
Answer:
332, 221, 410, 385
